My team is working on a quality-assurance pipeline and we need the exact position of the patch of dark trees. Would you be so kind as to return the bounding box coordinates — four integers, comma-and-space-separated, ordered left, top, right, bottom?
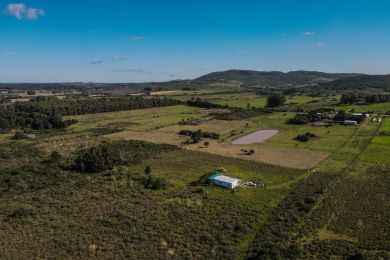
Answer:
0, 109, 77, 133
182, 87, 198, 91
266, 93, 286, 108
287, 113, 321, 124
0, 96, 180, 133
340, 93, 390, 105
186, 98, 227, 109
294, 132, 318, 142
287, 109, 366, 125
73, 140, 177, 173
12, 96, 180, 117
179, 129, 220, 143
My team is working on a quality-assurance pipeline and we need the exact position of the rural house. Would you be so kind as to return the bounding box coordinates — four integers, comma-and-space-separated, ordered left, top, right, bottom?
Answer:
209, 173, 241, 189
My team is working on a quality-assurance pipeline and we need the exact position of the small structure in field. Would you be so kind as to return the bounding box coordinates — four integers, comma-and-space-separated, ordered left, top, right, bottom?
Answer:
209, 173, 241, 189
344, 120, 358, 125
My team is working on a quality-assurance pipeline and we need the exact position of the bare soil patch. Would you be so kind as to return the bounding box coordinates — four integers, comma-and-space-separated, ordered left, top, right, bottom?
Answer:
232, 130, 279, 144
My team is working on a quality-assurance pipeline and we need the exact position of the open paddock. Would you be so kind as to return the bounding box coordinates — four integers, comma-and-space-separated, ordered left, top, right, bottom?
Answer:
65, 105, 208, 132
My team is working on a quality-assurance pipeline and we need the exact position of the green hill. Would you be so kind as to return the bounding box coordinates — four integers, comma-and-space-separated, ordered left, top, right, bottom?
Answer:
194, 70, 360, 87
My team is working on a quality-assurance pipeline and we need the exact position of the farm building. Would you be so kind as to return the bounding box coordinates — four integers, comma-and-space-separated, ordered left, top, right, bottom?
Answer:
209, 173, 241, 189
344, 120, 358, 125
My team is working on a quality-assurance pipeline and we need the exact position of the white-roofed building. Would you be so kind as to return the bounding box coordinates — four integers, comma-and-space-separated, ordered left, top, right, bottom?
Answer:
209, 173, 241, 189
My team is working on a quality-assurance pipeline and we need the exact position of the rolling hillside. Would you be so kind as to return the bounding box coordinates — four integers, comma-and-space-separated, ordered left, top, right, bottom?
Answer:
318, 74, 390, 90
194, 70, 360, 87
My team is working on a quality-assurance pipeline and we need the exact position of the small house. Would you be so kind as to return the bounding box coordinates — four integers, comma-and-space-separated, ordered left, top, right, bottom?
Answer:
209, 173, 241, 189
344, 120, 358, 125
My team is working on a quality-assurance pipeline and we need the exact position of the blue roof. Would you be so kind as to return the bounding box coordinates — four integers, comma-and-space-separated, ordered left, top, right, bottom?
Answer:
209, 172, 222, 180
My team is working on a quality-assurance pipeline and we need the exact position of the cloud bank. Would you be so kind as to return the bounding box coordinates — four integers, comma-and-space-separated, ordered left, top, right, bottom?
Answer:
4, 3, 45, 20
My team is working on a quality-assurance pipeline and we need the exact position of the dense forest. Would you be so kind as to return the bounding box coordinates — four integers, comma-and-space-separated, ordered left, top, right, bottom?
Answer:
11, 96, 180, 117
186, 98, 227, 109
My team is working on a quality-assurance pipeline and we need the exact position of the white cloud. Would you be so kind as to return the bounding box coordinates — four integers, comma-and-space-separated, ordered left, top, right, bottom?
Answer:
112, 56, 126, 61
128, 35, 144, 41
302, 31, 316, 36
3, 3, 45, 20
26, 8, 45, 20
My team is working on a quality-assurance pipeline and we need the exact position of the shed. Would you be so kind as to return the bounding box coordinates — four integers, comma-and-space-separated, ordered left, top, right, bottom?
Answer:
344, 120, 358, 125
209, 173, 241, 189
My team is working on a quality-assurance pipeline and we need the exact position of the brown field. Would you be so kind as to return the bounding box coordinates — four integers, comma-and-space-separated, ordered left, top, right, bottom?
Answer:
107, 130, 188, 145
186, 140, 329, 169
151, 90, 179, 96
106, 130, 328, 169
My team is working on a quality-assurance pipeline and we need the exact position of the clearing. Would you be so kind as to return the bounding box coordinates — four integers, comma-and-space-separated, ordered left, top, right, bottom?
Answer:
232, 130, 279, 144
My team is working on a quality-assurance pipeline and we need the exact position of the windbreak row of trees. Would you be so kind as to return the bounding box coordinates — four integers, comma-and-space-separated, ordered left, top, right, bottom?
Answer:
340, 93, 390, 104
186, 98, 226, 109
12, 96, 181, 117
0, 109, 77, 133
0, 96, 180, 133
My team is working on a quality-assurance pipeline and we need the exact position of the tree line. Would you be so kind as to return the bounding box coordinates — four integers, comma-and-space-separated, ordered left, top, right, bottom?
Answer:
0, 96, 180, 133
340, 93, 390, 105
12, 96, 180, 117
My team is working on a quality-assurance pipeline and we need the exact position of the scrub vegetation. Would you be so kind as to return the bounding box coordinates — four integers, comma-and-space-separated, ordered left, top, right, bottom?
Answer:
0, 72, 389, 258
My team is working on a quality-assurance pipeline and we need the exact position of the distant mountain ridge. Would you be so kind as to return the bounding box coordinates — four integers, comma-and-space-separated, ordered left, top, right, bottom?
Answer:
194, 70, 361, 87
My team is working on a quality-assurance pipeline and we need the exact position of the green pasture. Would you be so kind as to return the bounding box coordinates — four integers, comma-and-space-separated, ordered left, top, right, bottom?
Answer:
65, 105, 208, 132
361, 117, 390, 165
226, 112, 357, 153
334, 102, 390, 113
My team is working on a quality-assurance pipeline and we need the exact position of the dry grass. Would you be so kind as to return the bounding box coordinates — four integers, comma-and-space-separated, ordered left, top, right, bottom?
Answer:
105, 130, 328, 169
107, 130, 188, 145
186, 141, 329, 170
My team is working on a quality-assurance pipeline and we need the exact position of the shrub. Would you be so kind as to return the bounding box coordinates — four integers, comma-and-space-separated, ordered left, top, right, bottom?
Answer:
266, 93, 286, 107
143, 175, 167, 190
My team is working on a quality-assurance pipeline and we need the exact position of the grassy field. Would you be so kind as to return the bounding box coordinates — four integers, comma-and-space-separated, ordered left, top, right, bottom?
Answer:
361, 117, 390, 165
234, 112, 357, 152
65, 108, 362, 170
65, 105, 208, 132
333, 102, 390, 114
167, 87, 327, 109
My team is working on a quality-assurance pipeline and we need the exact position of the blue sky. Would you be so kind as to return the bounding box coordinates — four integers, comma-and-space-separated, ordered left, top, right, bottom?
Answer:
1, 0, 390, 82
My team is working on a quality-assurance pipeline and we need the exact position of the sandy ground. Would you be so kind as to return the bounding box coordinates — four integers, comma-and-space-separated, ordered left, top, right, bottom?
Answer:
232, 130, 279, 144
